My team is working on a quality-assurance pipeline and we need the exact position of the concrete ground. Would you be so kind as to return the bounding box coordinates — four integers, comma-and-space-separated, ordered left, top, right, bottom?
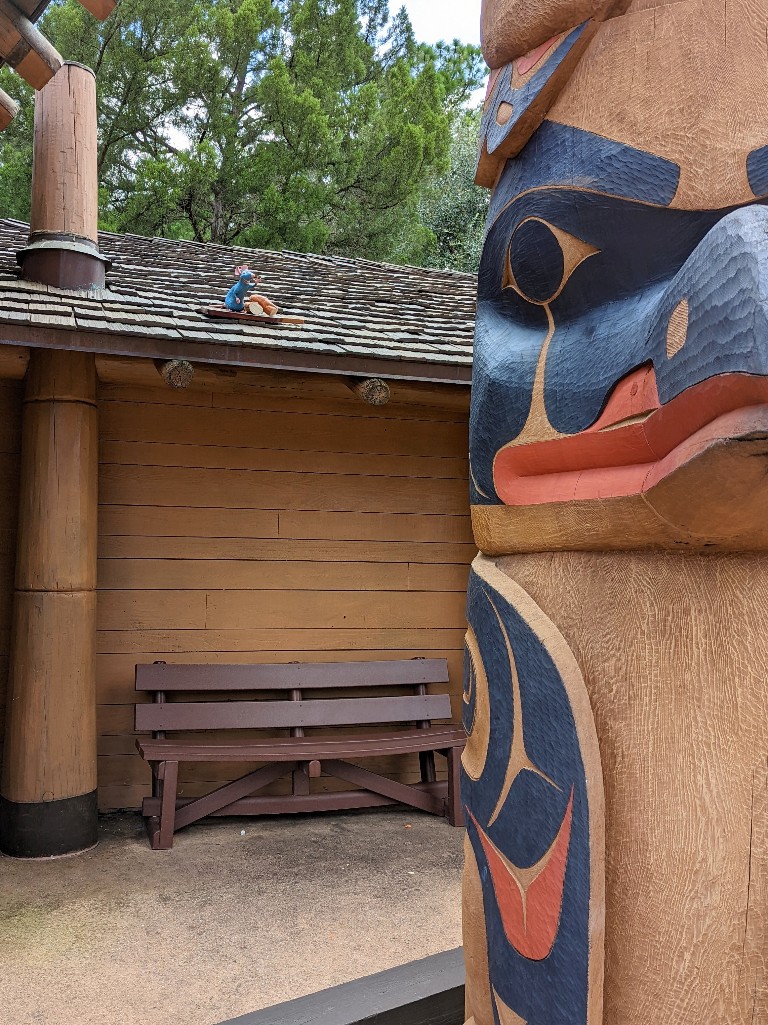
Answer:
0, 809, 464, 1025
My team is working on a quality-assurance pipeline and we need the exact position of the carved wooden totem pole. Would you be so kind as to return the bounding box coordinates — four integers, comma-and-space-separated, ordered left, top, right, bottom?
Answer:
462, 2, 768, 1023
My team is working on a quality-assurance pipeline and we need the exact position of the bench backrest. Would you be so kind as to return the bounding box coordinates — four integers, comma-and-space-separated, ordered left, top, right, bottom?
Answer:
134, 659, 452, 733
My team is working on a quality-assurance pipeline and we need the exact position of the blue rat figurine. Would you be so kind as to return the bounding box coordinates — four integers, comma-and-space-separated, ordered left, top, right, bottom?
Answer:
225, 266, 257, 312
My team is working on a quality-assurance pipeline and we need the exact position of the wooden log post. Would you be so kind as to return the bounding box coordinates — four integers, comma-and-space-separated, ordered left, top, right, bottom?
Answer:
0, 351, 98, 857
17, 62, 110, 289
0, 61, 102, 858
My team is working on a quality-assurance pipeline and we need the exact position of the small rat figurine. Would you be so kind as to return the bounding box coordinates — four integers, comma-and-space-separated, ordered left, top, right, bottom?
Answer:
225, 265, 279, 316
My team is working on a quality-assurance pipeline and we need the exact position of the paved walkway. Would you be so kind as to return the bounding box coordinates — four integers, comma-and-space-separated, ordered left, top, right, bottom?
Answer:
0, 809, 464, 1025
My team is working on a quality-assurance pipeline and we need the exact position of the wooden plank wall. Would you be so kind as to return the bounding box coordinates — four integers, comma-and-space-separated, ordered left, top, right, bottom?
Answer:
0, 380, 21, 773
96, 371, 473, 811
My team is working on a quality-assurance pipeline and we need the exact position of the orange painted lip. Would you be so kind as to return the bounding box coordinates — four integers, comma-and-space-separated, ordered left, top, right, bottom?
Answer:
493, 370, 768, 506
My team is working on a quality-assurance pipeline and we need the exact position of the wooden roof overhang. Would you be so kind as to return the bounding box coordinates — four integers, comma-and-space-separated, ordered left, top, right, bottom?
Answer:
0, 220, 476, 387
0, 321, 472, 385
0, 0, 115, 128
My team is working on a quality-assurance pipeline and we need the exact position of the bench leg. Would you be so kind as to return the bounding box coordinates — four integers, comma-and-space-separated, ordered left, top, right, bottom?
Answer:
292, 764, 310, 796
446, 748, 464, 827
419, 750, 437, 784
157, 760, 179, 850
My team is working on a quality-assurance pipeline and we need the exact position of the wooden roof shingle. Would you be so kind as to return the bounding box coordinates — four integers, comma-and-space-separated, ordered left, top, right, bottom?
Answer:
0, 219, 476, 383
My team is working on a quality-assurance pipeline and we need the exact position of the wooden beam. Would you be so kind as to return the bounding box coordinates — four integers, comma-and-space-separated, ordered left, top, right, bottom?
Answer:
0, 0, 62, 90
76, 0, 117, 18
155, 358, 194, 390
0, 84, 18, 129
0, 326, 473, 386
0, 345, 28, 379
347, 376, 391, 406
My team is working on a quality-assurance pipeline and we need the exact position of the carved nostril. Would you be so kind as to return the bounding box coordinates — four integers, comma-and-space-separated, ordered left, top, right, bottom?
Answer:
666, 298, 690, 358
496, 101, 514, 126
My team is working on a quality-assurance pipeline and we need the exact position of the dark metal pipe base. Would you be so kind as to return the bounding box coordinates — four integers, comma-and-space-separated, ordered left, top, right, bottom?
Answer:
17, 232, 111, 290
0, 790, 98, 858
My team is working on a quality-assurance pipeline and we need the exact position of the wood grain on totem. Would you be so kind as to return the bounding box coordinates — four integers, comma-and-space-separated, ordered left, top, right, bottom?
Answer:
93, 378, 471, 811
463, 835, 495, 1025
497, 551, 768, 1025
462, 555, 604, 1025
481, 0, 601, 68
547, 0, 768, 210
475, 24, 598, 188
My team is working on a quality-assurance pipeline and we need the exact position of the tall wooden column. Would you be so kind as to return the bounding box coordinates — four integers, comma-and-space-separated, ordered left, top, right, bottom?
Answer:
0, 61, 102, 857
18, 62, 109, 289
0, 352, 98, 856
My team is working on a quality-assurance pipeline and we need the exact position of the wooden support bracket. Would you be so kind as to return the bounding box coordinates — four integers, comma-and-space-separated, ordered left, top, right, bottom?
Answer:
346, 377, 391, 406
0, 84, 17, 129
0, 0, 63, 90
76, 0, 118, 18
155, 358, 194, 390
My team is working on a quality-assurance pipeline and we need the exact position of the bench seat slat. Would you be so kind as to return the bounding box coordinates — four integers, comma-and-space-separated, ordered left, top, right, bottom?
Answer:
137, 726, 466, 762
135, 694, 452, 732
135, 658, 449, 692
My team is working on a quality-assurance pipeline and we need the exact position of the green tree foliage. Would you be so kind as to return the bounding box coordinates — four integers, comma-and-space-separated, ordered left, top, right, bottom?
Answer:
5, 0, 485, 262
0, 68, 33, 221
412, 108, 489, 272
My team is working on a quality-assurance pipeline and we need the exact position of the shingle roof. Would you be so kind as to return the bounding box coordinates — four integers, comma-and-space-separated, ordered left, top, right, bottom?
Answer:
0, 220, 475, 382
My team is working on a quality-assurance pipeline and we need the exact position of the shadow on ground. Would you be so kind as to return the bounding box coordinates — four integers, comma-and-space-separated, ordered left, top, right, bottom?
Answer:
0, 808, 464, 1025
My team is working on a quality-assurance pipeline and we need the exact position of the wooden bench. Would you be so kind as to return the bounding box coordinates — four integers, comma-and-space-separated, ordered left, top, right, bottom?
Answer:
134, 659, 466, 849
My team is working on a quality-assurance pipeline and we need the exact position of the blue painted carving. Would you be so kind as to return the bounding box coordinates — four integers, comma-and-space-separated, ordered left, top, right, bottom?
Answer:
746, 143, 768, 196
480, 25, 589, 159
471, 122, 768, 505
486, 121, 680, 227
462, 568, 592, 1025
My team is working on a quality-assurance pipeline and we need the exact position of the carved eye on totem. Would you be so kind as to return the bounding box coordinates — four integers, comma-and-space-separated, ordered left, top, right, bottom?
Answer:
503, 217, 599, 306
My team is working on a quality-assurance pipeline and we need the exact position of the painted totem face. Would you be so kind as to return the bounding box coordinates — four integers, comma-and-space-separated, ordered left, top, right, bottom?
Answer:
471, 0, 768, 555
464, 5, 768, 1025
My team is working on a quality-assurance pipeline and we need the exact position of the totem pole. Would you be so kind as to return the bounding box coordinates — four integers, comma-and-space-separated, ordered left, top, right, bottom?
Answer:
462, 2, 768, 1023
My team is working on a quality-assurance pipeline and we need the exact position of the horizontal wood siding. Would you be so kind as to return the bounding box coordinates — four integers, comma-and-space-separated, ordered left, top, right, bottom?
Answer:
0, 381, 21, 768
97, 379, 472, 811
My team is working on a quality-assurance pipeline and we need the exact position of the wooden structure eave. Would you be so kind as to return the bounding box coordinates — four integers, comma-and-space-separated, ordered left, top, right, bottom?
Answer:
0, 323, 473, 386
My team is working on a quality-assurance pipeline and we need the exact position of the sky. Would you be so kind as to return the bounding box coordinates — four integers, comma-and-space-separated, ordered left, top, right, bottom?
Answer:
399, 0, 481, 45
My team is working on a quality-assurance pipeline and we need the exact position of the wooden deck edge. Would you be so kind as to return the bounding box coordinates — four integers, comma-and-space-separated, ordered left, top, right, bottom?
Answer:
216, 947, 465, 1025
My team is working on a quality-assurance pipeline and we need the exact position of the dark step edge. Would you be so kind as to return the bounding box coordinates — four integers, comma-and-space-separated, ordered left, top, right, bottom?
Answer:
216, 946, 466, 1025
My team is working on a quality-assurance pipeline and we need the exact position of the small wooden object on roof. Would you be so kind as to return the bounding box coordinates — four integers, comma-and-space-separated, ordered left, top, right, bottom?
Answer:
0, 0, 116, 129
